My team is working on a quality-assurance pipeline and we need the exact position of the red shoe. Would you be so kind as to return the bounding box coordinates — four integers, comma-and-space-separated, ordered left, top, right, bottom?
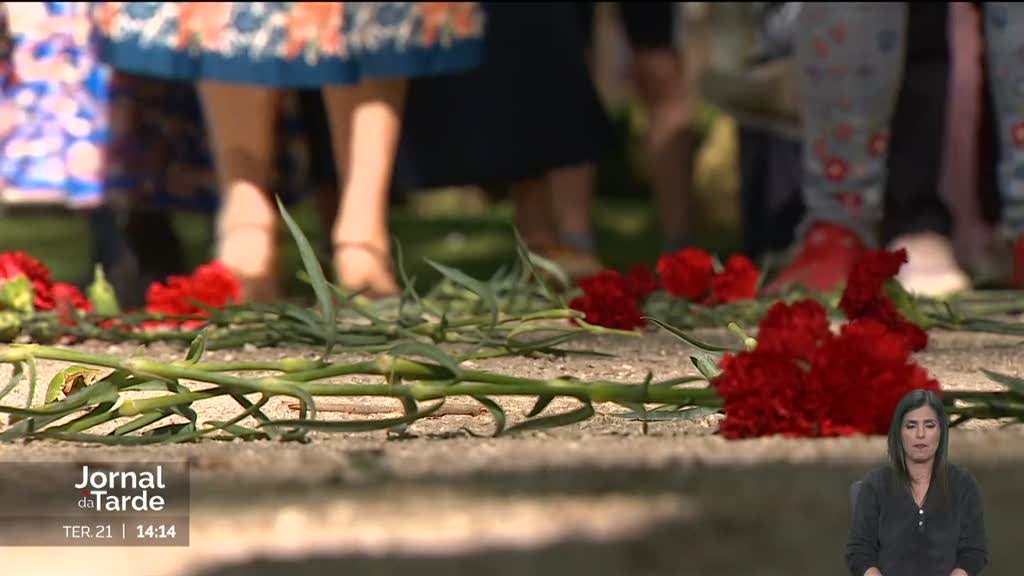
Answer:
1014, 234, 1024, 289
763, 222, 867, 295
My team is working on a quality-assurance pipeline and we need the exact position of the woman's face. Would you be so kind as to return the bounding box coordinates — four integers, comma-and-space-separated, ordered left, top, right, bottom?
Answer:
902, 405, 941, 464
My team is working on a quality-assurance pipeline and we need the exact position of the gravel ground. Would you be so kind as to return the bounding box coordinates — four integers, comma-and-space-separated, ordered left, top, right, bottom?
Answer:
1, 328, 1023, 575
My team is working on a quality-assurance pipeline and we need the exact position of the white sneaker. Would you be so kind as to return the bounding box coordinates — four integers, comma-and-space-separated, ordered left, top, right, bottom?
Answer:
887, 232, 972, 297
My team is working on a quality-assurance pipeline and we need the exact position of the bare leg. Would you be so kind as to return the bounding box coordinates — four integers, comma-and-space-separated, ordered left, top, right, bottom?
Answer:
322, 78, 406, 297
511, 177, 558, 251
548, 163, 597, 251
632, 48, 694, 251
197, 81, 281, 303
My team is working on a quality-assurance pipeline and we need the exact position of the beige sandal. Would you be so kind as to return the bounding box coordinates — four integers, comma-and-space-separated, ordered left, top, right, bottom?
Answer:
333, 241, 401, 300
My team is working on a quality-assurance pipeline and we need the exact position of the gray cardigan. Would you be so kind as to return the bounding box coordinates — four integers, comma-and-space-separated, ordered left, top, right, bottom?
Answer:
846, 464, 988, 576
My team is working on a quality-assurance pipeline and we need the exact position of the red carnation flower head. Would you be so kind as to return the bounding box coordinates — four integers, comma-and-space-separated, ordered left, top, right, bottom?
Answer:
189, 261, 241, 309
656, 248, 714, 300
756, 300, 832, 360
709, 255, 760, 304
51, 282, 93, 326
144, 261, 242, 330
570, 270, 646, 331
810, 318, 940, 435
624, 264, 659, 301
713, 350, 823, 439
839, 248, 928, 351
0, 251, 54, 310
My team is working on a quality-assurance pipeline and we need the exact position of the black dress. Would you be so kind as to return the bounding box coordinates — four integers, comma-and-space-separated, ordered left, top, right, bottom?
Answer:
392, 2, 613, 191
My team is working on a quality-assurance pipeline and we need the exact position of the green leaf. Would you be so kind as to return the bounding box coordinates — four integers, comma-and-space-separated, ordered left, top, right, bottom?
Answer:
885, 279, 933, 329
0, 362, 23, 405
472, 395, 506, 437
645, 316, 739, 353
506, 400, 594, 434
526, 395, 555, 418
980, 369, 1024, 396
512, 228, 567, 307
388, 342, 464, 380
45, 365, 104, 404
114, 411, 173, 436
610, 406, 720, 421
425, 258, 499, 332
691, 353, 722, 380
276, 196, 337, 357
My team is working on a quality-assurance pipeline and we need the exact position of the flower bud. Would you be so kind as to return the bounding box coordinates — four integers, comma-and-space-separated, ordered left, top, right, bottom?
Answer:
0, 311, 21, 342
0, 275, 35, 313
87, 264, 121, 316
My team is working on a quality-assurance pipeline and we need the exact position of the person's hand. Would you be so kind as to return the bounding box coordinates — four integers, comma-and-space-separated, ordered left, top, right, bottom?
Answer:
864, 568, 883, 576
950, 569, 970, 576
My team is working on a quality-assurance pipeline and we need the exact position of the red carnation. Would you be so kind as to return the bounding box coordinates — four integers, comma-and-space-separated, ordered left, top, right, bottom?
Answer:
811, 318, 941, 435
839, 248, 928, 351
714, 350, 822, 439
145, 261, 241, 330
656, 248, 714, 300
756, 300, 832, 360
51, 282, 93, 326
713, 299, 941, 440
709, 255, 760, 304
570, 270, 646, 331
189, 261, 241, 309
0, 251, 54, 310
624, 264, 659, 301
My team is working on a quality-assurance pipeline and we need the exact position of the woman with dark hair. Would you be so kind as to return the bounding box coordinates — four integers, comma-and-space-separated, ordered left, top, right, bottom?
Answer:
846, 389, 988, 576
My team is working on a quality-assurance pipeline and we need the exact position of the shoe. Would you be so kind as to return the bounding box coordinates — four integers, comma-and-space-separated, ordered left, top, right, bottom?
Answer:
763, 222, 866, 295
887, 232, 971, 297
333, 242, 401, 300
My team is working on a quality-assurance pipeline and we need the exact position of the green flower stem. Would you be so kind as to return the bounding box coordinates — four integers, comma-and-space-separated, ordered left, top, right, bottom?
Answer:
185, 359, 327, 373
118, 389, 226, 416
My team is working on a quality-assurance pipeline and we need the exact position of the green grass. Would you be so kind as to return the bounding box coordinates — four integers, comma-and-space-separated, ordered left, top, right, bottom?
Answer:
0, 193, 741, 302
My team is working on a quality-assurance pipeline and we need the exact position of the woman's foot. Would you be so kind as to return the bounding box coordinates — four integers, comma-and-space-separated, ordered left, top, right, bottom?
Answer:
218, 225, 280, 303
333, 241, 400, 299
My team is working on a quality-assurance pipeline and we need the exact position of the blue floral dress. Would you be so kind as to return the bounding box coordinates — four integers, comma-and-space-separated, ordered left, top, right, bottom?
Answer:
0, 3, 110, 208
95, 2, 486, 87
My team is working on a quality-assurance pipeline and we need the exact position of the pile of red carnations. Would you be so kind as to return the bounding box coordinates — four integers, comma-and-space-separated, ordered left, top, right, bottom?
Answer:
0, 251, 240, 340
569, 248, 760, 330
712, 248, 939, 439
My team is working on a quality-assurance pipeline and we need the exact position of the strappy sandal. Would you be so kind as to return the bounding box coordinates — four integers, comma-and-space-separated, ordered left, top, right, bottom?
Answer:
333, 241, 401, 300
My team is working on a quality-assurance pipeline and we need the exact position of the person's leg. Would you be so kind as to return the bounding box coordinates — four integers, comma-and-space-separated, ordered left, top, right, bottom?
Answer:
197, 81, 281, 303
765, 2, 908, 294
296, 89, 341, 265
883, 1, 970, 296
621, 2, 694, 251
544, 163, 606, 280
322, 78, 407, 298
512, 178, 559, 251
981, 2, 1024, 286
942, 1, 1002, 283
